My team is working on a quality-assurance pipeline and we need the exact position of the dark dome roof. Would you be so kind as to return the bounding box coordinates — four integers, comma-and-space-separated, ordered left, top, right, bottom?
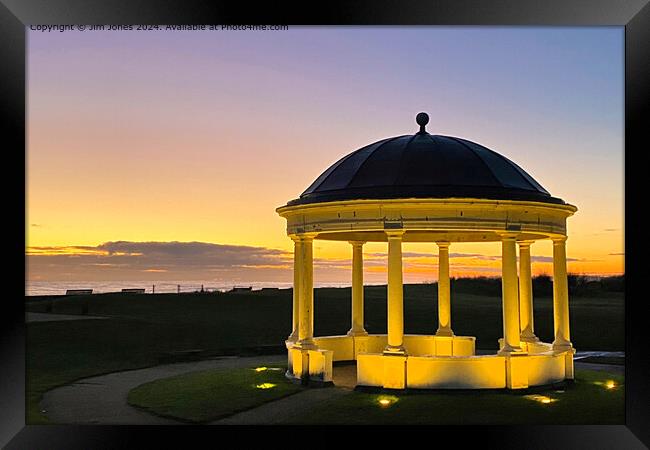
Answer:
288, 113, 564, 206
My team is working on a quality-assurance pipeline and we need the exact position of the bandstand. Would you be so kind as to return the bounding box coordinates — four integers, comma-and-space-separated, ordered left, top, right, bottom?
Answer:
277, 113, 577, 390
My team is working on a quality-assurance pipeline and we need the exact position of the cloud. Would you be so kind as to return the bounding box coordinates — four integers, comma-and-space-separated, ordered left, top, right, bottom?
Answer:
30, 223, 42, 227
26, 241, 293, 281
28, 245, 103, 255
531, 256, 579, 263
603, 228, 618, 232
24, 240, 588, 283
30, 241, 289, 263
608, 252, 625, 256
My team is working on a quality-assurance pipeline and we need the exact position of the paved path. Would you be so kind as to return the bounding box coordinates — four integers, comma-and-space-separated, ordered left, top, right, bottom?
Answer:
26, 312, 109, 323
213, 387, 352, 424
41, 356, 624, 425
41, 355, 286, 425
574, 351, 625, 360
575, 361, 624, 376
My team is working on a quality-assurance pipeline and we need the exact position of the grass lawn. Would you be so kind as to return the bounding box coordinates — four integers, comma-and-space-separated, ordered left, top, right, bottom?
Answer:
127, 364, 301, 423
25, 284, 623, 423
293, 369, 624, 425
123, 367, 623, 424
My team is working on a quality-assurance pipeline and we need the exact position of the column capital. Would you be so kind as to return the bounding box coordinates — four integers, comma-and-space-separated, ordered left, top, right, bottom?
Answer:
436, 241, 451, 249
385, 229, 406, 239
294, 232, 318, 243
552, 236, 568, 244
348, 240, 366, 247
517, 240, 535, 248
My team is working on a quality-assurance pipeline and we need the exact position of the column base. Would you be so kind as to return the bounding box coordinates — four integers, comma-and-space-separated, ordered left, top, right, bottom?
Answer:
497, 344, 525, 356
435, 328, 454, 337
294, 338, 318, 350
288, 347, 310, 380
383, 344, 406, 356
347, 328, 369, 337
287, 347, 333, 384
520, 334, 539, 343
552, 339, 573, 352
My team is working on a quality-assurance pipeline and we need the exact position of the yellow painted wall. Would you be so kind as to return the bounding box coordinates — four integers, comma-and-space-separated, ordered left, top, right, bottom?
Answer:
313, 336, 354, 361
298, 336, 568, 389
527, 353, 566, 386
357, 353, 385, 386
313, 334, 476, 362
406, 356, 507, 389
364, 335, 389, 353
450, 336, 476, 356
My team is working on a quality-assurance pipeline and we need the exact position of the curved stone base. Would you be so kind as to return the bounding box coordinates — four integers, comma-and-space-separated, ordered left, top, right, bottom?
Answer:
357, 339, 574, 390
286, 334, 574, 390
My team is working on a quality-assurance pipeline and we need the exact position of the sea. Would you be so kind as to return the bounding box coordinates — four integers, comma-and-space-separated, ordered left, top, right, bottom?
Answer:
24, 280, 364, 297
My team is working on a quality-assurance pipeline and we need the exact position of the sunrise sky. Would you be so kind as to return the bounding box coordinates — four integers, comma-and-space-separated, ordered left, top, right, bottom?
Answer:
26, 26, 624, 285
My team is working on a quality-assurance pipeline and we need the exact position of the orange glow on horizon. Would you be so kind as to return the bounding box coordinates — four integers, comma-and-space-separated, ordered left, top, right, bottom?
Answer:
26, 28, 624, 282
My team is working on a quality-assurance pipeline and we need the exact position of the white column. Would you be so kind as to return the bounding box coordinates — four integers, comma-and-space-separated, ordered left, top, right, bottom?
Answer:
288, 237, 301, 342
518, 240, 538, 342
499, 233, 523, 354
384, 230, 406, 354
436, 241, 453, 336
347, 241, 368, 336
552, 236, 572, 350
297, 235, 316, 349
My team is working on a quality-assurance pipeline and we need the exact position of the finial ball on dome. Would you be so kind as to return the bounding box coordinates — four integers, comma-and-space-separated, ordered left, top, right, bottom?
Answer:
416, 112, 429, 132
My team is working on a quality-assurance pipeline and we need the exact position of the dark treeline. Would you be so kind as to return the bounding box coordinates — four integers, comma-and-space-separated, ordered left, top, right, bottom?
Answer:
447, 274, 624, 297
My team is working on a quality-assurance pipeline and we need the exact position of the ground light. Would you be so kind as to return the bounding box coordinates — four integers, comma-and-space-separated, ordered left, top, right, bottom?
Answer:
523, 394, 556, 404
377, 395, 399, 408
254, 367, 283, 372
593, 380, 618, 390
256, 383, 277, 389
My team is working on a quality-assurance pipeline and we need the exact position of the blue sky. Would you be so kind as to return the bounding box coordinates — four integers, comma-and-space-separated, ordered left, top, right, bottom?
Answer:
27, 26, 624, 282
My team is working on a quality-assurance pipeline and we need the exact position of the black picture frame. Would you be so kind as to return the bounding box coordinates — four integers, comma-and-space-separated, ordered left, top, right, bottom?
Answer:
2, 0, 648, 447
